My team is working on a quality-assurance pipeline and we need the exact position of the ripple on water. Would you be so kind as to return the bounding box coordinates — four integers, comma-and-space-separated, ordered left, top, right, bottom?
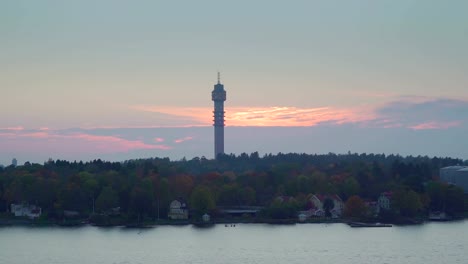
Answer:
0, 222, 467, 264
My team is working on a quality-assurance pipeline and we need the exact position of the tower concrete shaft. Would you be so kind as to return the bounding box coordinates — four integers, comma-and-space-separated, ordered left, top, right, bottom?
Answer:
212, 73, 226, 158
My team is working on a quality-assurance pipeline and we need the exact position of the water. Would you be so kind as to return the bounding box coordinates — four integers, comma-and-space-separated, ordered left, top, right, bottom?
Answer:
0, 221, 467, 264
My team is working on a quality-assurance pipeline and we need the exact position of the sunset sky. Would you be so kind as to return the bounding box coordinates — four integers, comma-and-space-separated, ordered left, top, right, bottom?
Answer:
1, 0, 468, 165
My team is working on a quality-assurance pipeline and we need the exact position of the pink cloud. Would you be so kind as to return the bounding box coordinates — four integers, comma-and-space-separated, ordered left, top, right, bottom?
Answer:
174, 136, 194, 143
70, 133, 171, 151
20, 132, 50, 138
0, 130, 171, 153
155, 137, 165, 142
409, 121, 462, 130
1, 126, 24, 131
133, 105, 375, 127
0, 132, 16, 137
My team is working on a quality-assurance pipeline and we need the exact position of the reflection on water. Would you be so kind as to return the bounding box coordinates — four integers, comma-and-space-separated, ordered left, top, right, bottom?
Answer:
0, 221, 467, 264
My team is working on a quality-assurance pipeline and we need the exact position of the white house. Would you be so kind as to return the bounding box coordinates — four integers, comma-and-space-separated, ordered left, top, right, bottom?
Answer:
378, 192, 392, 210
63, 210, 80, 218
298, 213, 307, 222
202, 213, 210, 222
365, 201, 380, 217
11, 203, 42, 219
304, 194, 344, 218
168, 199, 189, 220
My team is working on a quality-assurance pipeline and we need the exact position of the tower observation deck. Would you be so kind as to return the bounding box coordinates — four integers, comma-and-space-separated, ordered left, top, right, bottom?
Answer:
212, 72, 226, 158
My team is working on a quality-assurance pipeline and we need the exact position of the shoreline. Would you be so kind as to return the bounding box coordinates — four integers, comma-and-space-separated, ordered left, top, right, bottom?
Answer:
1, 217, 466, 228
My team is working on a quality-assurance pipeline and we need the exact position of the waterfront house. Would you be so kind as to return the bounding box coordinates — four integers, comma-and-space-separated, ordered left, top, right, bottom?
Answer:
106, 207, 121, 216
429, 211, 449, 221
168, 199, 189, 220
202, 213, 210, 222
298, 213, 307, 222
378, 192, 392, 210
10, 203, 42, 219
218, 206, 263, 217
275, 195, 295, 203
307, 194, 344, 218
365, 201, 380, 217
63, 210, 80, 218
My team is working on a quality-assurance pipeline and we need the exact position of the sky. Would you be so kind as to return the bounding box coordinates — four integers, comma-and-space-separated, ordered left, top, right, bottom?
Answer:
1, 0, 468, 165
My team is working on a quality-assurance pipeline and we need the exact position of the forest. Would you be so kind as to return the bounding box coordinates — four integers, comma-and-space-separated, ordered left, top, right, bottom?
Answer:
0, 152, 466, 224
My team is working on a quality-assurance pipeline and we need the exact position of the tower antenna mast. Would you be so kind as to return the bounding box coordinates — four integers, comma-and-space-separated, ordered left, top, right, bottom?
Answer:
212, 72, 226, 159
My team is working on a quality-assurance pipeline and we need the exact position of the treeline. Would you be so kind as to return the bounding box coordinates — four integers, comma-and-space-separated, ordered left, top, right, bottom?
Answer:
0, 152, 466, 222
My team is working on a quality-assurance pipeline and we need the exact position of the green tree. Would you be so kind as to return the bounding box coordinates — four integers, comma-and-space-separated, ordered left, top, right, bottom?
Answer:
96, 186, 119, 212
84, 179, 99, 212
266, 198, 299, 219
393, 189, 422, 217
239, 186, 256, 205
426, 181, 445, 211
341, 177, 360, 199
217, 184, 239, 206
445, 185, 465, 215
323, 198, 335, 217
156, 178, 171, 218
57, 183, 88, 212
190, 185, 215, 216
130, 179, 154, 221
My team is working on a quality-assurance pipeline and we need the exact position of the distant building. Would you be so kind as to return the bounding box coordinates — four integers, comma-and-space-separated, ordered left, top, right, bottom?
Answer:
378, 192, 392, 210
11, 203, 42, 219
11, 158, 17, 167
298, 213, 307, 222
429, 211, 449, 221
218, 206, 262, 217
212, 72, 227, 159
275, 195, 295, 204
440, 166, 468, 194
303, 194, 344, 218
202, 213, 210, 222
63, 210, 80, 218
365, 201, 380, 217
168, 199, 189, 220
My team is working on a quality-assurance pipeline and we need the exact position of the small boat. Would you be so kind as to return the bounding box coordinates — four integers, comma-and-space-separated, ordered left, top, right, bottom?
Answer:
348, 222, 392, 228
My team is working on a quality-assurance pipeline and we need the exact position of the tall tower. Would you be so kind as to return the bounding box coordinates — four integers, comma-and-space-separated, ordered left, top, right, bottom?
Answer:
212, 72, 226, 159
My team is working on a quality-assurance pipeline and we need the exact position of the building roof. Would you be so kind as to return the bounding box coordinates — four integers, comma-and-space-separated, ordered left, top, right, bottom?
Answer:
314, 194, 343, 202
441, 166, 467, 170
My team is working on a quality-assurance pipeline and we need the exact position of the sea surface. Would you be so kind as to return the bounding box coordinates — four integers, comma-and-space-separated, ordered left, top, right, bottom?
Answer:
0, 221, 467, 264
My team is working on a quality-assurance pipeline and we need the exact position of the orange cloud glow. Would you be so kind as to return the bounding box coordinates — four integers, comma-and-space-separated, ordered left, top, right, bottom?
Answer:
1, 126, 25, 131
174, 136, 194, 143
132, 105, 375, 127
70, 133, 172, 151
409, 121, 462, 130
228, 106, 374, 126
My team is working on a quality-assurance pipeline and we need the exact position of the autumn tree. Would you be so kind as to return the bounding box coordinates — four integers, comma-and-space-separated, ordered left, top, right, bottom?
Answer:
169, 174, 194, 199
344, 195, 367, 219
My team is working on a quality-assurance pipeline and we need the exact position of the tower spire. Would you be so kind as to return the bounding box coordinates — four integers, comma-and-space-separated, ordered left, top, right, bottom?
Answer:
217, 71, 220, 84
